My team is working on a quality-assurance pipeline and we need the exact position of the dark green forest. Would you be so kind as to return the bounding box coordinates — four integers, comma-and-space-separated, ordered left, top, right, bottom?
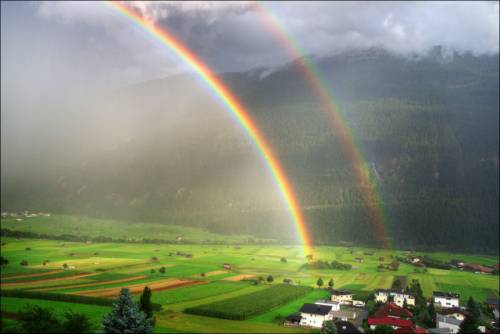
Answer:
2, 47, 498, 253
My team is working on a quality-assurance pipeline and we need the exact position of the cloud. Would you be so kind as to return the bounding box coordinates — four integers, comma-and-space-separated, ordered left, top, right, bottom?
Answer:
30, 1, 500, 74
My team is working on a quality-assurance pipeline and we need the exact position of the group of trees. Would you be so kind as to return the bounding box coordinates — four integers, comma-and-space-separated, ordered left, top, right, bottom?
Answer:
315, 277, 334, 289
2, 287, 156, 334
302, 260, 352, 270
2, 306, 94, 334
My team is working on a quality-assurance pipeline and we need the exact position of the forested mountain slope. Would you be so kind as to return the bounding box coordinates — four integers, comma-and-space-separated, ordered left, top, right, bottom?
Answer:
2, 48, 498, 253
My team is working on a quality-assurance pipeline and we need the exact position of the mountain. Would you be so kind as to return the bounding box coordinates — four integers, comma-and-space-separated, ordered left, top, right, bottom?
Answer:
2, 47, 498, 253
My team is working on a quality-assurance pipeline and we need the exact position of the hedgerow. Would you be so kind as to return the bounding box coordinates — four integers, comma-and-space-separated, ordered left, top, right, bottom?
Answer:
0, 289, 161, 311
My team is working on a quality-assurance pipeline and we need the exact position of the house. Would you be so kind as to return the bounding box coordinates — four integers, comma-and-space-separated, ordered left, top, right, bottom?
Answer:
367, 317, 413, 330
436, 314, 462, 333
314, 300, 340, 311
433, 292, 460, 308
335, 321, 361, 334
463, 263, 493, 274
486, 298, 499, 310
352, 300, 365, 308
449, 259, 465, 268
373, 302, 413, 319
438, 308, 470, 321
283, 314, 301, 327
223, 263, 231, 270
394, 326, 427, 334
330, 309, 358, 321
374, 289, 416, 307
299, 303, 333, 328
331, 289, 353, 305
486, 298, 500, 319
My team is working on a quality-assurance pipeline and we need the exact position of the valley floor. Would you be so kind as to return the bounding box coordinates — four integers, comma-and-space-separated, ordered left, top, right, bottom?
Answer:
1, 236, 498, 333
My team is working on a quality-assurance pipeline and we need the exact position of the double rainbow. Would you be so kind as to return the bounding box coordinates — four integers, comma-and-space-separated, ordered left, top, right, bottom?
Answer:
255, 2, 390, 248
107, 1, 314, 256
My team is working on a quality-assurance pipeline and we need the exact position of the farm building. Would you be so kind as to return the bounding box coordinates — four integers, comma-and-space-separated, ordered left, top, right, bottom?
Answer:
374, 289, 416, 307
299, 303, 333, 328
433, 292, 460, 308
314, 299, 340, 311
331, 289, 353, 304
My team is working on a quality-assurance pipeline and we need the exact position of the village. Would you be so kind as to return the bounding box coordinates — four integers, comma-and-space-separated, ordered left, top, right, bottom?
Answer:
284, 284, 500, 333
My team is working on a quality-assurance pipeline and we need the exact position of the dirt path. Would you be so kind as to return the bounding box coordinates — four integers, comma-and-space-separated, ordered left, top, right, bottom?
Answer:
0, 272, 97, 287
34, 275, 148, 292
73, 279, 207, 298
1, 270, 63, 280
222, 274, 255, 281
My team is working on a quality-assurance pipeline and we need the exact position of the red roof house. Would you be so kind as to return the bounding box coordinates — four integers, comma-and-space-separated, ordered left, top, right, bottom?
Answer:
367, 317, 413, 328
374, 302, 413, 318
394, 326, 427, 334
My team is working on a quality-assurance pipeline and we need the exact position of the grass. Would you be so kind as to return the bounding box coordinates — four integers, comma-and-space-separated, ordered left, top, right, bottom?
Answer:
185, 285, 313, 320
0, 215, 498, 333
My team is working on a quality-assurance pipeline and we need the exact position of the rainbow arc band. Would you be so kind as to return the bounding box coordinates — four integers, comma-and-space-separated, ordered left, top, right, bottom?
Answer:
255, 2, 390, 249
106, 1, 314, 257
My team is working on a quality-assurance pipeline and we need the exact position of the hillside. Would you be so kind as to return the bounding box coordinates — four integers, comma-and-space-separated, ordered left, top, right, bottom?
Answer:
2, 47, 498, 253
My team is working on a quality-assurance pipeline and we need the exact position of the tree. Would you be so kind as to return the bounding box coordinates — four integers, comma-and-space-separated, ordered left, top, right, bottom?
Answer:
20, 260, 28, 266
373, 325, 394, 334
466, 297, 480, 320
280, 257, 287, 263
317, 277, 324, 288
63, 263, 69, 269
366, 300, 376, 315
427, 300, 436, 327
0, 256, 8, 267
17, 305, 61, 334
458, 315, 478, 334
321, 320, 337, 334
159, 266, 166, 274
328, 278, 334, 289
139, 286, 153, 319
267, 275, 274, 283
62, 311, 94, 334
102, 288, 152, 334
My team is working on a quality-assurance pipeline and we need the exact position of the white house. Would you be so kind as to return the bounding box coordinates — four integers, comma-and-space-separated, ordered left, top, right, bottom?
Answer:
331, 289, 353, 305
314, 300, 340, 311
433, 292, 460, 308
299, 303, 333, 328
436, 314, 462, 333
374, 289, 415, 307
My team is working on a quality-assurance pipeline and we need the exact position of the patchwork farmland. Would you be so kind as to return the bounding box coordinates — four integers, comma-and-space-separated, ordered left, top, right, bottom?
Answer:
1, 216, 499, 333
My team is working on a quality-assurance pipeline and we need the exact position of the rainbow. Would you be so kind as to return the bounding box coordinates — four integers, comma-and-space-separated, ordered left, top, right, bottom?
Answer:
106, 1, 314, 256
255, 2, 390, 248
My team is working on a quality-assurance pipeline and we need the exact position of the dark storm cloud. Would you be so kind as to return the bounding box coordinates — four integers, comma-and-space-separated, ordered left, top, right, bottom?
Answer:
16, 1, 500, 76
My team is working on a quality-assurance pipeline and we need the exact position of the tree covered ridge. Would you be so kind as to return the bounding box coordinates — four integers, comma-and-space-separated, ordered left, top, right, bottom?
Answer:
2, 48, 498, 253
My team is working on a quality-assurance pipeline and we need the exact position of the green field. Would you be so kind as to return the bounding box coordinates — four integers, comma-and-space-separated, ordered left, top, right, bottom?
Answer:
1, 215, 499, 333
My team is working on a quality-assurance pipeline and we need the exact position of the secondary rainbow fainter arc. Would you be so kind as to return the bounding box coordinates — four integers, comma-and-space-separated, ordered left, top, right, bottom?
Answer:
106, 1, 314, 257
255, 2, 390, 249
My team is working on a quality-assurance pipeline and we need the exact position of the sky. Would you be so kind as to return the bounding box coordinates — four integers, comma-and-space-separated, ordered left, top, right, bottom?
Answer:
2, 1, 499, 90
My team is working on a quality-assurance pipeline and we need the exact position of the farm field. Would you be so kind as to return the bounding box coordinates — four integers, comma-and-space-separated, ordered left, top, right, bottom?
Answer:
1, 231, 498, 332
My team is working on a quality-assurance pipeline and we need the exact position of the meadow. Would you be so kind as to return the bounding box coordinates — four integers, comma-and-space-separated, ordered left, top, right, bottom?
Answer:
1, 216, 499, 333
